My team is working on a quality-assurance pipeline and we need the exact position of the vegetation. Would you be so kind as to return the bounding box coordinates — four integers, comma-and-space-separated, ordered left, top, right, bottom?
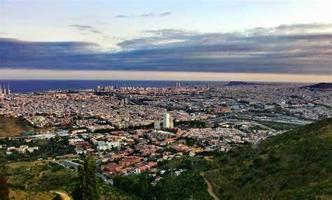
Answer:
155, 171, 212, 200
2, 136, 75, 162
2, 118, 331, 199
0, 116, 35, 138
184, 137, 197, 146
113, 157, 213, 200
0, 165, 9, 200
3, 159, 134, 200
156, 157, 213, 200
256, 120, 301, 130
2, 160, 74, 200
73, 155, 100, 200
8, 190, 57, 200
113, 173, 154, 200
175, 120, 206, 128
5, 161, 78, 192
205, 118, 332, 199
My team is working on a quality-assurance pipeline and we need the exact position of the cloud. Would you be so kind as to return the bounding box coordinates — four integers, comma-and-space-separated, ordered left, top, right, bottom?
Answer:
158, 12, 171, 17
0, 38, 100, 69
140, 12, 172, 18
248, 23, 332, 36
1, 23, 332, 75
71, 24, 93, 30
70, 24, 103, 35
140, 13, 155, 17
115, 12, 172, 19
117, 29, 197, 49
115, 15, 128, 18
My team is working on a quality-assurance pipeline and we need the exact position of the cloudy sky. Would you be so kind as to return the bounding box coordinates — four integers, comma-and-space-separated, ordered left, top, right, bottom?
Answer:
0, 0, 331, 81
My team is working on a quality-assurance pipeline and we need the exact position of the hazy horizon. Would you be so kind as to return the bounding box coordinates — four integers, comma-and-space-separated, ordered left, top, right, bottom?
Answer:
0, 69, 331, 83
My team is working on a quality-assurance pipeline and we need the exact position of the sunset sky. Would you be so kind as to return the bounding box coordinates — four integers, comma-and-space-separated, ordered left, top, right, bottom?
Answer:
0, 0, 331, 81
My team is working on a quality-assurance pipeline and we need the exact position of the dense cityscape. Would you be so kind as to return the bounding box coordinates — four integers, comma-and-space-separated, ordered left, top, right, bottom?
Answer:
1, 82, 331, 187
1, 0, 332, 199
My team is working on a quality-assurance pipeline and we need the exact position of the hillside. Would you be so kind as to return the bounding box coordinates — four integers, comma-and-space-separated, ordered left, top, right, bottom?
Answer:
226, 81, 257, 86
205, 118, 332, 199
1, 119, 331, 200
0, 116, 34, 138
303, 82, 332, 89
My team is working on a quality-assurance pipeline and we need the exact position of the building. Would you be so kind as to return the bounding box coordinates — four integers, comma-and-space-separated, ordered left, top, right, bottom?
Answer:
154, 112, 174, 130
162, 113, 174, 129
0, 83, 11, 97
154, 121, 161, 129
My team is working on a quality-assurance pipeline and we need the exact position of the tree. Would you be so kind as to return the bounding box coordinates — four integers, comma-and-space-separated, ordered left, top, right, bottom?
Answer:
113, 173, 154, 199
0, 165, 9, 200
73, 155, 100, 200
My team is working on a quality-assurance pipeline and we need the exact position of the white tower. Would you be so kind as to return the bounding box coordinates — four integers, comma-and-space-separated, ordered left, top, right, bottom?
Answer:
162, 113, 174, 129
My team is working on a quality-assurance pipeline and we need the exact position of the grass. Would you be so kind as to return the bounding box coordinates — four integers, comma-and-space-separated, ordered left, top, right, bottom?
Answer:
4, 160, 139, 200
9, 189, 57, 200
5, 160, 79, 195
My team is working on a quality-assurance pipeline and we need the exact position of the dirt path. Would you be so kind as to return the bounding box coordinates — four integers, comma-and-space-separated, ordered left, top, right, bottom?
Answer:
52, 191, 71, 200
200, 172, 220, 200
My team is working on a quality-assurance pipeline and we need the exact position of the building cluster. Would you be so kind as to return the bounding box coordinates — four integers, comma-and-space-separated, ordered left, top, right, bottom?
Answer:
6, 145, 38, 154
0, 82, 331, 182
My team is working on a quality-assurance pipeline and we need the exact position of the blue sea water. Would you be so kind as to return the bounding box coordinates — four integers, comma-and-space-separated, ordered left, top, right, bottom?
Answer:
1, 80, 213, 93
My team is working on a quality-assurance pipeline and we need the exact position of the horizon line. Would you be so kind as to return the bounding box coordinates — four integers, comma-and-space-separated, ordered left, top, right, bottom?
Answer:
0, 69, 331, 83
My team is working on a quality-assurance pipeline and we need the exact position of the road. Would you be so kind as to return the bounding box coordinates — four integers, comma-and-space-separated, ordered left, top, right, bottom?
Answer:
200, 172, 220, 200
52, 191, 71, 200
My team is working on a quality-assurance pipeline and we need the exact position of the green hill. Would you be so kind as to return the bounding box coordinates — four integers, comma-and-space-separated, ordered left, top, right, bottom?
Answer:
0, 116, 34, 138
205, 118, 332, 200
2, 119, 331, 200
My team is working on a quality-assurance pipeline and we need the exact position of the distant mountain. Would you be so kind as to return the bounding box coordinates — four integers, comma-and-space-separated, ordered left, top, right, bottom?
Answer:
226, 81, 257, 86
304, 82, 332, 89
205, 118, 332, 199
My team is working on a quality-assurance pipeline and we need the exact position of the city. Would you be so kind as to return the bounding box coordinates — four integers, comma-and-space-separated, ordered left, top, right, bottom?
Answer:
1, 82, 331, 185
1, 0, 332, 199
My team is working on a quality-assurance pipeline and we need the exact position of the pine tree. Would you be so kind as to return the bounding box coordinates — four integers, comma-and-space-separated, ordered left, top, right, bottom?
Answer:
73, 155, 100, 200
0, 165, 9, 200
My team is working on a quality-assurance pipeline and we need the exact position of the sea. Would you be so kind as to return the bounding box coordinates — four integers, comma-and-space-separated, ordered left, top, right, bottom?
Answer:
0, 80, 215, 93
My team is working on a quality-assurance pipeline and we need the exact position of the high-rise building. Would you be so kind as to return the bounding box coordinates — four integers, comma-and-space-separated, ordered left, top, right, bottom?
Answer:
162, 113, 174, 129
6, 84, 10, 95
0, 83, 11, 96
154, 112, 174, 130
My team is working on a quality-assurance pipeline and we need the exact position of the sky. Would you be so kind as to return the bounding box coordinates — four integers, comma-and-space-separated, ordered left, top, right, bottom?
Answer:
0, 0, 332, 81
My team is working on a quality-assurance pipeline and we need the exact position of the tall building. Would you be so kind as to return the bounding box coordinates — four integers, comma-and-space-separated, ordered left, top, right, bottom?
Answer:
162, 113, 174, 129
0, 83, 11, 96
6, 84, 10, 95
154, 112, 174, 130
